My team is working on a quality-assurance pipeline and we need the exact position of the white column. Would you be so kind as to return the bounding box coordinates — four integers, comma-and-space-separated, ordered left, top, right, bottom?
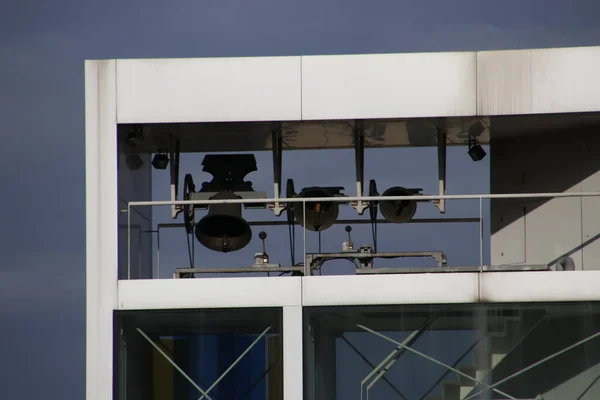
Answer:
85, 59, 118, 400
283, 305, 304, 400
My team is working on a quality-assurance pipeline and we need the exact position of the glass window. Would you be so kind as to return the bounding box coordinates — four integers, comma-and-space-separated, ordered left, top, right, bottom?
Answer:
115, 307, 283, 400
304, 302, 600, 400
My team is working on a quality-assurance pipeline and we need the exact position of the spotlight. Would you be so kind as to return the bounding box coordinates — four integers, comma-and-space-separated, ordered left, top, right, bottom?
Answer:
151, 152, 169, 169
468, 136, 486, 162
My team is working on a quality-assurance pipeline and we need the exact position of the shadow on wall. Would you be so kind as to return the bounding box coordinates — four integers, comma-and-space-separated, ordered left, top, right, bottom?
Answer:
490, 120, 600, 267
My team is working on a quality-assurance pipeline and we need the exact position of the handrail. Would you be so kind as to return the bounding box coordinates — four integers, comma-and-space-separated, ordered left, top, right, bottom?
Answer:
125, 191, 600, 279
128, 191, 600, 207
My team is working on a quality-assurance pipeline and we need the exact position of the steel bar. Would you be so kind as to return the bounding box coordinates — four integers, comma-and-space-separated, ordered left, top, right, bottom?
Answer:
172, 264, 548, 278
357, 324, 517, 400
303, 201, 307, 276
436, 128, 447, 213
127, 205, 130, 280
479, 197, 483, 271
462, 311, 547, 399
341, 336, 408, 400
174, 266, 304, 277
136, 328, 213, 400
366, 329, 427, 393
355, 265, 549, 275
198, 326, 272, 400
129, 191, 600, 207
361, 330, 420, 400
156, 217, 481, 229
157, 224, 161, 278
418, 337, 483, 400
464, 330, 600, 400
361, 315, 436, 400
236, 358, 281, 400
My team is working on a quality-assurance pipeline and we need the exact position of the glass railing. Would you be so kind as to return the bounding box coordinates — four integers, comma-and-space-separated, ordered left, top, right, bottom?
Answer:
121, 191, 600, 280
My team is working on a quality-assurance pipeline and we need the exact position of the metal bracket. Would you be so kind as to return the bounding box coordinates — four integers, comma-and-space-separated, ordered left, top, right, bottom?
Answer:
174, 266, 304, 278
433, 128, 447, 213
306, 248, 448, 272
352, 120, 369, 215
269, 122, 286, 216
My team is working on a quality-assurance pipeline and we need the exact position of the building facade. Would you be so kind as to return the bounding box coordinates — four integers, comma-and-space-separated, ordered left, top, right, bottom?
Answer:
86, 47, 600, 400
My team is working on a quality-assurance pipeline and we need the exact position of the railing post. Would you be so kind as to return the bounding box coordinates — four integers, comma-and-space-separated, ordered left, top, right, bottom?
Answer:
479, 196, 484, 272
127, 204, 131, 280
303, 200, 307, 276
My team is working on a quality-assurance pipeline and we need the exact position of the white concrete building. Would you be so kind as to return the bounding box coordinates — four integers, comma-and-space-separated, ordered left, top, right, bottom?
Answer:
86, 46, 600, 400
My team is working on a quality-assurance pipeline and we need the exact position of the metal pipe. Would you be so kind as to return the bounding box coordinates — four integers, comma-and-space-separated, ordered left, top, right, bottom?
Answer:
341, 336, 408, 400
360, 331, 417, 400
156, 217, 480, 229
136, 328, 213, 400
418, 337, 483, 400
464, 329, 600, 400
365, 329, 422, 393
479, 197, 484, 271
157, 224, 161, 279
303, 201, 307, 276
129, 191, 600, 207
362, 314, 437, 399
357, 324, 517, 400
127, 205, 131, 280
198, 326, 272, 400
463, 311, 547, 399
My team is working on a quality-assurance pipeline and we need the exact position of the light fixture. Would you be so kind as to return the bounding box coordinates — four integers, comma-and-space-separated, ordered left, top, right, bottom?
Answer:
151, 151, 169, 169
468, 135, 486, 162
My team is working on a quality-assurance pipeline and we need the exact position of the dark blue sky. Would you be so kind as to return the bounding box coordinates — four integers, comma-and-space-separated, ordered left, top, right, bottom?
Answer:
1, 1, 600, 398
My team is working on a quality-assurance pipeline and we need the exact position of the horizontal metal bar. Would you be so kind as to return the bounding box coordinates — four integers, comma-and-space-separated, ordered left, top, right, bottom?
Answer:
129, 191, 600, 207
308, 251, 443, 259
174, 266, 304, 276
156, 217, 480, 229
173, 265, 549, 277
356, 265, 550, 274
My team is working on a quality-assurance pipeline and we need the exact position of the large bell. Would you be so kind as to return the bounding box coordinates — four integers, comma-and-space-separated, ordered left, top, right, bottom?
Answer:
195, 192, 252, 252
293, 187, 339, 231
379, 187, 417, 223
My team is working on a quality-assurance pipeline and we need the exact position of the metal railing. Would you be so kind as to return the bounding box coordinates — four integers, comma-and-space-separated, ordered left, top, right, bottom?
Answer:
124, 191, 600, 279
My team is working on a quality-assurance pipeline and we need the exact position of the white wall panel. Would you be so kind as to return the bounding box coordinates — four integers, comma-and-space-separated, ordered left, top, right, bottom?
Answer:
480, 271, 600, 302
116, 57, 302, 123
85, 59, 118, 400
581, 129, 600, 270
531, 47, 600, 114
283, 306, 303, 400
301, 52, 477, 120
117, 277, 302, 309
490, 132, 584, 269
477, 50, 532, 115
302, 274, 479, 306
490, 205, 526, 265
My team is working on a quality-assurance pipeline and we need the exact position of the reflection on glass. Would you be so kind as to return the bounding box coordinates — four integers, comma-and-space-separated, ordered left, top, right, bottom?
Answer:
115, 308, 283, 400
304, 302, 600, 400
